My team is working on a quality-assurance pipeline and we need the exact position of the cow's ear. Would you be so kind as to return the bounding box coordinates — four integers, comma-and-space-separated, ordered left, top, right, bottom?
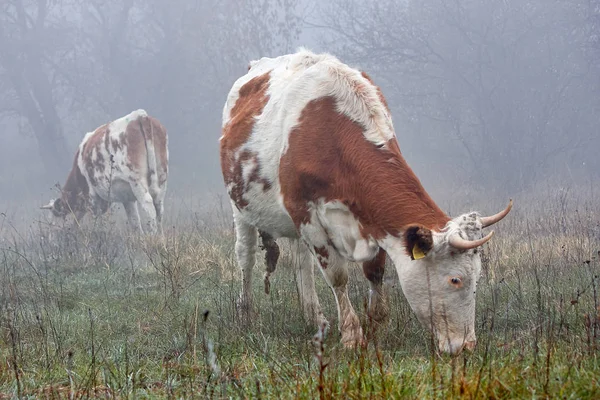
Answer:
53, 198, 64, 213
403, 225, 433, 260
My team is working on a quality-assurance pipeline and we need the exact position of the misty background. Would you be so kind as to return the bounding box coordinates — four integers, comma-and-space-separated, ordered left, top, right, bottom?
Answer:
1, 0, 599, 222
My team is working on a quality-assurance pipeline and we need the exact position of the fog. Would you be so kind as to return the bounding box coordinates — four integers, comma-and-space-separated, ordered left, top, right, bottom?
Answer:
1, 0, 599, 219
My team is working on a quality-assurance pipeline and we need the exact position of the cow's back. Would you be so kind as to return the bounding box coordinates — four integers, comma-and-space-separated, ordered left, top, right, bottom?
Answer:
78, 110, 168, 203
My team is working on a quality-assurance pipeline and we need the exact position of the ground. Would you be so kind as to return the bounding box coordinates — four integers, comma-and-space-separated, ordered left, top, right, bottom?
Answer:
0, 196, 598, 399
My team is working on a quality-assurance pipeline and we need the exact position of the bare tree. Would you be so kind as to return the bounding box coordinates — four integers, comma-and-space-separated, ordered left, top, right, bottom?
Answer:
0, 0, 74, 178
0, 0, 302, 196
589, 0, 600, 55
65, 0, 301, 180
318, 0, 600, 192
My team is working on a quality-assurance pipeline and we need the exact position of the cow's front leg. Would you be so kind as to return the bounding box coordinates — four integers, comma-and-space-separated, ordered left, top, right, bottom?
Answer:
91, 196, 110, 217
312, 244, 364, 348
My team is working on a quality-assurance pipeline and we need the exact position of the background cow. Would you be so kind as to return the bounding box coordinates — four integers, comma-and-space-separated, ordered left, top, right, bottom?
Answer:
41, 109, 168, 234
220, 49, 512, 355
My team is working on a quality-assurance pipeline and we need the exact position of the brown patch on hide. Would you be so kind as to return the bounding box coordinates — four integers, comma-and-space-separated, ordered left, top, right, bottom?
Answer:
225, 150, 272, 209
56, 149, 90, 217
122, 112, 168, 185
279, 96, 450, 241
228, 150, 251, 209
221, 72, 271, 153
259, 230, 279, 275
258, 231, 280, 273
148, 116, 169, 186
137, 114, 169, 187
247, 153, 272, 191
259, 230, 280, 294
362, 248, 386, 284
314, 246, 329, 268
125, 118, 146, 171
220, 72, 272, 209
111, 138, 123, 152
81, 124, 109, 186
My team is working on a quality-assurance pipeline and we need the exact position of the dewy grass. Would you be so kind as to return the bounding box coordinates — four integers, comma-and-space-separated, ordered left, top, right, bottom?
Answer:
0, 195, 599, 399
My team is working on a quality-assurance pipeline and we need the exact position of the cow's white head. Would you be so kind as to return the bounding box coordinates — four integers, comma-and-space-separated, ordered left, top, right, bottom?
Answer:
389, 200, 512, 355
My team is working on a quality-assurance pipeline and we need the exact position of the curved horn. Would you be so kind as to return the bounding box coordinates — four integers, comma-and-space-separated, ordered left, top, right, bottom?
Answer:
40, 200, 54, 210
449, 231, 494, 250
481, 199, 513, 228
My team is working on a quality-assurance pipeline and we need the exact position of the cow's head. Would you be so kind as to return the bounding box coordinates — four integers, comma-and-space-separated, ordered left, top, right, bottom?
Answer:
392, 200, 512, 355
40, 197, 69, 218
40, 189, 87, 220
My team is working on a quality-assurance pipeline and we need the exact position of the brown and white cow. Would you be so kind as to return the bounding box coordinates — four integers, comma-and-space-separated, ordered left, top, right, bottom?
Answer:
220, 49, 512, 355
41, 109, 168, 234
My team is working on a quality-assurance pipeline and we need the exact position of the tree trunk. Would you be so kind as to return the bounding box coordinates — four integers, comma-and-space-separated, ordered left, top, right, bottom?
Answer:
33, 120, 70, 181
0, 0, 70, 180
7, 64, 70, 180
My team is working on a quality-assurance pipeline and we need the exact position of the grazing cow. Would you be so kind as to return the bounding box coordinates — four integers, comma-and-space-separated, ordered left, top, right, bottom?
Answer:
41, 109, 168, 234
220, 49, 512, 355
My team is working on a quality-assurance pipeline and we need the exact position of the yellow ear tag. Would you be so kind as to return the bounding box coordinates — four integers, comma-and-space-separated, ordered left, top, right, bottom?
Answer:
412, 244, 426, 260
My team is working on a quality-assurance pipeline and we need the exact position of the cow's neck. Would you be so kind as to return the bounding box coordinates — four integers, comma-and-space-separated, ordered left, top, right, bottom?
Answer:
281, 96, 450, 240
354, 139, 450, 239
61, 150, 89, 210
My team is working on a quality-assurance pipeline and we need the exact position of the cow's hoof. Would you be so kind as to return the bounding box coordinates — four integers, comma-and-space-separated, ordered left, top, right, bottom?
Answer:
367, 304, 390, 327
340, 317, 365, 349
236, 297, 256, 326
342, 335, 367, 349
316, 313, 330, 331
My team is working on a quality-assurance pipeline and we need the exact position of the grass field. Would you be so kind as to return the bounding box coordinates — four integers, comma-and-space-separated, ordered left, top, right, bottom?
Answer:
0, 193, 598, 399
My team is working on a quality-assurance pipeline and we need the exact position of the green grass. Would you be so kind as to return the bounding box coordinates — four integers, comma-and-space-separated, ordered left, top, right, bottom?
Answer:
0, 202, 598, 399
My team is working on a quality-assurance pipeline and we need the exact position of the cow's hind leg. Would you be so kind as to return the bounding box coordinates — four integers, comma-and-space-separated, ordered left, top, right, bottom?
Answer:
362, 249, 389, 331
152, 189, 166, 236
123, 201, 143, 232
233, 210, 258, 324
312, 244, 364, 348
130, 184, 158, 234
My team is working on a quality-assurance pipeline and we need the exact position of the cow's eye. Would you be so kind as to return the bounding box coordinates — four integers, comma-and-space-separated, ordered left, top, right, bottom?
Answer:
449, 277, 463, 287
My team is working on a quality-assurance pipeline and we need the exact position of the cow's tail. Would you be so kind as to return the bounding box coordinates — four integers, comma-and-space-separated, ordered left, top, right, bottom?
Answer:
137, 111, 160, 194
259, 230, 280, 295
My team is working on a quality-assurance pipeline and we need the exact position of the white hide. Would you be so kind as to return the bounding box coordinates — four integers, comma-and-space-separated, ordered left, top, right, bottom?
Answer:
221, 48, 395, 239
313, 200, 379, 262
